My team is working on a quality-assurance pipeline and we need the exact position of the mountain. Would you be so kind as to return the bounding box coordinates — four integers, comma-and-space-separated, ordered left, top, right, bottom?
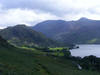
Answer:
33, 18, 100, 44
0, 27, 99, 75
0, 24, 59, 47
33, 20, 68, 38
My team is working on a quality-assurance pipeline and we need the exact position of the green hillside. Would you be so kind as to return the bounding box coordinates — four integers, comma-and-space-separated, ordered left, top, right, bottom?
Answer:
0, 36, 99, 75
0, 25, 59, 47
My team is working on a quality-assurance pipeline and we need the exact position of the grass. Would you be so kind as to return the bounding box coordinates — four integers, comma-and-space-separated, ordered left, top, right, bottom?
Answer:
0, 46, 100, 75
49, 47, 68, 51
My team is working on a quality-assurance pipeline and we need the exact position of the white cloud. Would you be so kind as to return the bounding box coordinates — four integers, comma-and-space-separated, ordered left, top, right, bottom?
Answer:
0, 0, 100, 28
1, 0, 100, 16
0, 8, 59, 28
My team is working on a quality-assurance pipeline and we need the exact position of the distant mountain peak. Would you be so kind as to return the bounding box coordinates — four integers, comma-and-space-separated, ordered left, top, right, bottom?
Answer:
15, 24, 27, 27
78, 17, 90, 21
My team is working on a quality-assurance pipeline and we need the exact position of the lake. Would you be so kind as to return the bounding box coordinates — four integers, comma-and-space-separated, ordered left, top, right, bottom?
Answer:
70, 44, 100, 58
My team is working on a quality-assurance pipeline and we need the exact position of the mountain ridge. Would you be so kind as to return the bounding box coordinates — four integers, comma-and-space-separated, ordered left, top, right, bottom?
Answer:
33, 17, 100, 44
0, 25, 60, 47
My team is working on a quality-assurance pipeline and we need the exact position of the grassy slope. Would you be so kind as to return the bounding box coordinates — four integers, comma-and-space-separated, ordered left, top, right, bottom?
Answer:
0, 47, 99, 75
0, 25, 59, 47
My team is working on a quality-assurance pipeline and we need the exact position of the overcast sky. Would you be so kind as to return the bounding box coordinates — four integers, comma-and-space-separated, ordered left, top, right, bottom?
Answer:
0, 0, 100, 28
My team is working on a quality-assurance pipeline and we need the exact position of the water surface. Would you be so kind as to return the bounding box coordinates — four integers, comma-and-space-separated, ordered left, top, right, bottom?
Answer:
70, 44, 100, 58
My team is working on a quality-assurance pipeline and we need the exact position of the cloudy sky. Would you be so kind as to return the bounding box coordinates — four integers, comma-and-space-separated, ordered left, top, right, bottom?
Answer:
0, 0, 100, 28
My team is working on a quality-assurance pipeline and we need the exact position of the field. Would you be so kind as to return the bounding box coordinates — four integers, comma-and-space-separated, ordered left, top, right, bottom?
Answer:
0, 46, 100, 75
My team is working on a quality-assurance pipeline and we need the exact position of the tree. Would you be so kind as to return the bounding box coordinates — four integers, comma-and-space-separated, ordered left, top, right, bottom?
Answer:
62, 49, 71, 58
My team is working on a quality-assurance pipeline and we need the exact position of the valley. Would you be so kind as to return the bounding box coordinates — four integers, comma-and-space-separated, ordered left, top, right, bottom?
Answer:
0, 37, 99, 75
0, 0, 100, 75
0, 18, 100, 75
